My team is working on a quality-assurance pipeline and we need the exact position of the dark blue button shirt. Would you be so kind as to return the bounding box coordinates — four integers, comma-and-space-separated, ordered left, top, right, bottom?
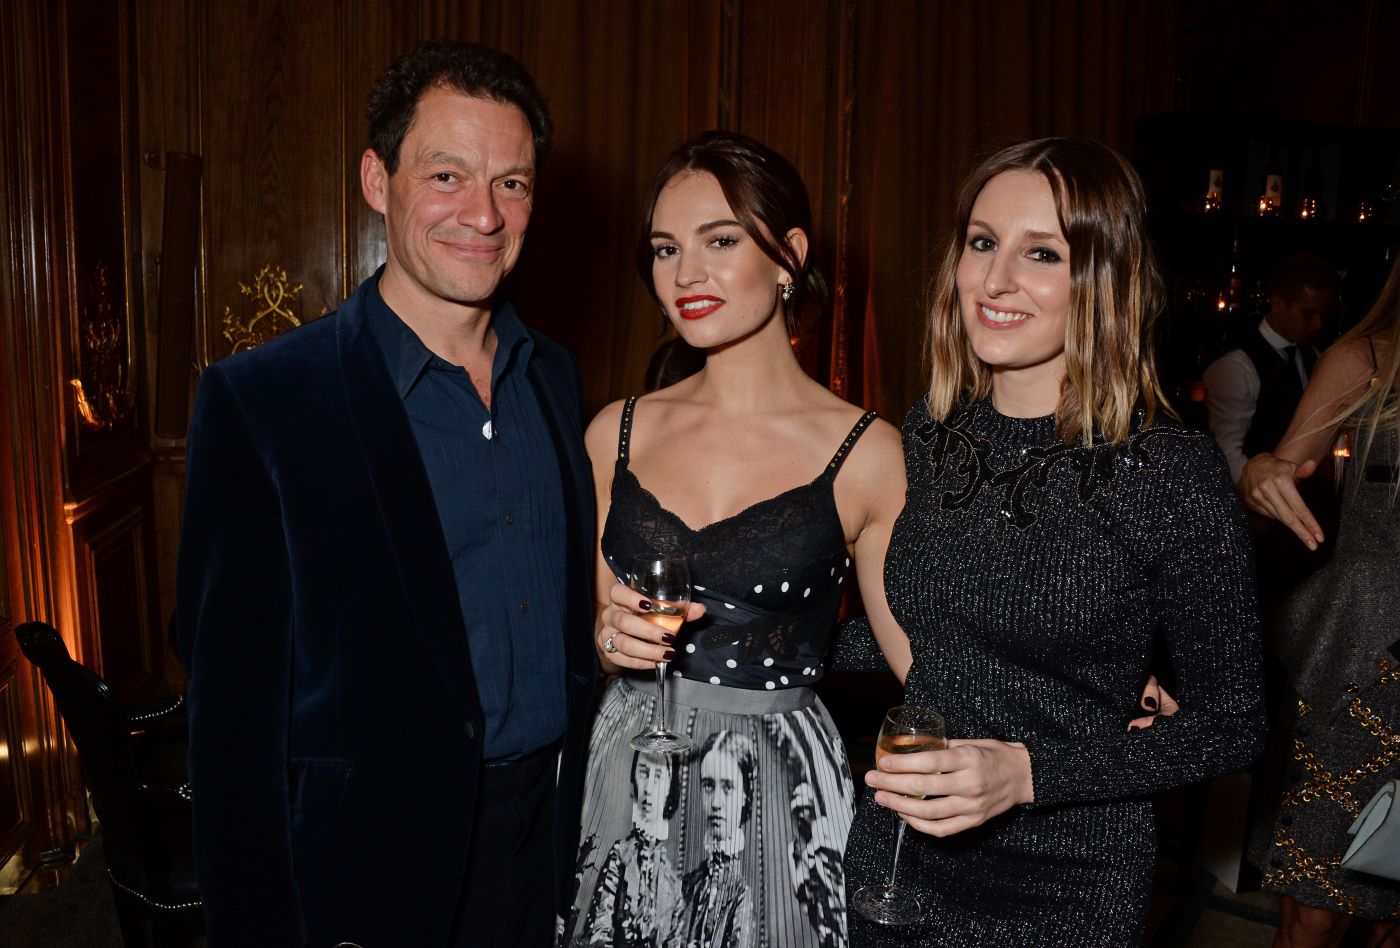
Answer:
366, 277, 567, 761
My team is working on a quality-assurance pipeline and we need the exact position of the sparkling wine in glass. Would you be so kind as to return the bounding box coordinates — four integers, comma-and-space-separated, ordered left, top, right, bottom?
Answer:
629, 555, 693, 754
852, 704, 946, 926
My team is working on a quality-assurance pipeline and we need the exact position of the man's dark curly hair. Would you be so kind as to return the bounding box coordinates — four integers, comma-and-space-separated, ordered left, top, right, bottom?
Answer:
366, 40, 553, 173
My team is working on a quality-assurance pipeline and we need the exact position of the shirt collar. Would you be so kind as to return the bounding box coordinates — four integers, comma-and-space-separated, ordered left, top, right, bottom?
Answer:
1257, 317, 1294, 354
365, 271, 533, 401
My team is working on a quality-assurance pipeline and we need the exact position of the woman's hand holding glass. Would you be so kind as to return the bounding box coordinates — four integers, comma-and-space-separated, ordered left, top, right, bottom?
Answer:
864, 739, 1034, 837
595, 579, 706, 673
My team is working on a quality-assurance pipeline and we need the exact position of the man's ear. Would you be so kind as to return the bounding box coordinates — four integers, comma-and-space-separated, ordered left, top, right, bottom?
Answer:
784, 227, 809, 271
361, 149, 388, 214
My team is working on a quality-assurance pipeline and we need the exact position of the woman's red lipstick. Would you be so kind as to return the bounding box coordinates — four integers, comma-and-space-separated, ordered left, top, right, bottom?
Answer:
676, 295, 724, 320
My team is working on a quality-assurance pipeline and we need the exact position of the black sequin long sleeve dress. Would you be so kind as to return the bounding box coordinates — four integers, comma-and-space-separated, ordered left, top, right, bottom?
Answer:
844, 398, 1268, 947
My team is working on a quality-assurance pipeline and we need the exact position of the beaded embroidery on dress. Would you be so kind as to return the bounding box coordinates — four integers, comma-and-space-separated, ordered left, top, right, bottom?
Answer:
914, 399, 1205, 528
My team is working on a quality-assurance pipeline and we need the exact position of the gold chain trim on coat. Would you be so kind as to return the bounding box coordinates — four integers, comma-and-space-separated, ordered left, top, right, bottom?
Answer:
1264, 661, 1399, 917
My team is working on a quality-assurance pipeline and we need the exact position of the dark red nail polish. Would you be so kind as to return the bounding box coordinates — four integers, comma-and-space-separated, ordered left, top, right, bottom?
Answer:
662, 649, 676, 661
1143, 696, 1158, 710
661, 633, 675, 645
638, 600, 652, 612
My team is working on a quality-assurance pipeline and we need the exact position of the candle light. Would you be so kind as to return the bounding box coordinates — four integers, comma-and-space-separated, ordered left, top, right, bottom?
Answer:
1298, 197, 1317, 220
1356, 201, 1375, 223
1203, 169, 1224, 214
1257, 196, 1271, 216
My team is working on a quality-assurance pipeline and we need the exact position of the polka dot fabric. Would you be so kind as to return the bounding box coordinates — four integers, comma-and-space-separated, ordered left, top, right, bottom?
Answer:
602, 397, 873, 691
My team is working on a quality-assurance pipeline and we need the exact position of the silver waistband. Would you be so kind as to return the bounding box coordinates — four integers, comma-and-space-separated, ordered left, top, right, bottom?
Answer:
620, 673, 816, 714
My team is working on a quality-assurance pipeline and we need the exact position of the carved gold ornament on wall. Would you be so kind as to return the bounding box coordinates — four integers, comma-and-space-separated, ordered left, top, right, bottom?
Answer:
222, 263, 304, 353
70, 261, 136, 430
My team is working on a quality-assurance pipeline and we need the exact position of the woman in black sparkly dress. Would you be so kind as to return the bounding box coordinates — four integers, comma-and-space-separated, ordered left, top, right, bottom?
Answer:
559, 132, 909, 948
842, 138, 1269, 946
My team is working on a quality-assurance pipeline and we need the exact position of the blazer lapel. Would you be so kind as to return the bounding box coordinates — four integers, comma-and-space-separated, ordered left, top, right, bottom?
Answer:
526, 352, 597, 681
337, 298, 474, 725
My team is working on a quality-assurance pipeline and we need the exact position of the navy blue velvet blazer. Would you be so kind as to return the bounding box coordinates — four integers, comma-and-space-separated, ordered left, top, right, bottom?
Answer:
176, 275, 597, 947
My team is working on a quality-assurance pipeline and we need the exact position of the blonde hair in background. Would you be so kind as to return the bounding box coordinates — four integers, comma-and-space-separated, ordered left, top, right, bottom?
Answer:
924, 138, 1173, 446
1317, 252, 1400, 479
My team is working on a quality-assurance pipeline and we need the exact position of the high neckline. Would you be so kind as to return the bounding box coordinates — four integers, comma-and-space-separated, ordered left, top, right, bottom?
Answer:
974, 397, 1058, 443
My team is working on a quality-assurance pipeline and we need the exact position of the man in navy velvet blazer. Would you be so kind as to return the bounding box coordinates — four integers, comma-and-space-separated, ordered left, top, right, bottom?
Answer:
176, 42, 597, 947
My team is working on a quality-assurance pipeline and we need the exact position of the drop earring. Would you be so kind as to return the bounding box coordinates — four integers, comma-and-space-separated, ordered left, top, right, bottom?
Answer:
780, 282, 795, 302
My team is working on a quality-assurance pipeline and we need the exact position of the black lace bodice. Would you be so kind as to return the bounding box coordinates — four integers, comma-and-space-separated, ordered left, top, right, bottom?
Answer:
601, 397, 875, 690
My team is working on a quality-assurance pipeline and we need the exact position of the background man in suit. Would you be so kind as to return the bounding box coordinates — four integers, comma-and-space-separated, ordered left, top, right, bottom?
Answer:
177, 41, 596, 947
1204, 252, 1339, 484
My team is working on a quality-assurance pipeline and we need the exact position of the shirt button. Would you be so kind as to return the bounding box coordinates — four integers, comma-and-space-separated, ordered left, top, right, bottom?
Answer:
519, 601, 529, 614
504, 512, 515, 525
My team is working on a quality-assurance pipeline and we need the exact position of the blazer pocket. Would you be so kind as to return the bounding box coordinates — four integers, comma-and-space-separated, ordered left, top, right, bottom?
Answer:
289, 757, 354, 824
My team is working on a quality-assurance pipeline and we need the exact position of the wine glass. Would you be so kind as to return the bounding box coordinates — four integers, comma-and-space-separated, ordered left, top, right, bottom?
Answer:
628, 554, 693, 754
851, 704, 946, 926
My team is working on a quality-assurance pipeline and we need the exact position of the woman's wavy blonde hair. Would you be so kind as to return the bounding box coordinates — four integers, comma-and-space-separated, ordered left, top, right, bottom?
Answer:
925, 138, 1173, 445
1314, 253, 1400, 476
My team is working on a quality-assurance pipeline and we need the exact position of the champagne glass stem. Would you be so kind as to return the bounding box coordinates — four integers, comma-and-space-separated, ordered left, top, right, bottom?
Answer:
888, 813, 907, 889
654, 660, 669, 733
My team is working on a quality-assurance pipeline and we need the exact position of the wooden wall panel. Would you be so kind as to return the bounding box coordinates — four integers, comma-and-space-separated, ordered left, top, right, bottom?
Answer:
341, 0, 417, 292
151, 457, 186, 685
70, 490, 161, 703
58, 0, 147, 491
507, 0, 701, 408
0, 0, 87, 881
55, 0, 163, 705
199, 0, 349, 364
0, 669, 33, 864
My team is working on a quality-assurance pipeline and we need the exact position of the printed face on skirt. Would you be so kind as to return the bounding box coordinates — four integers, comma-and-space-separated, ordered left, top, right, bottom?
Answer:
701, 745, 748, 845
633, 753, 673, 824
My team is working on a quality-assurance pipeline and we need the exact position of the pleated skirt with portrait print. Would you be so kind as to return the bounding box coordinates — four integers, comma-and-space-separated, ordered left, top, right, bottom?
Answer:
559, 674, 854, 948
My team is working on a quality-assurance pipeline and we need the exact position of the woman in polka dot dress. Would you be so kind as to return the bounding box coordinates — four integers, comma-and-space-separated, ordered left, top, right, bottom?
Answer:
558, 131, 908, 948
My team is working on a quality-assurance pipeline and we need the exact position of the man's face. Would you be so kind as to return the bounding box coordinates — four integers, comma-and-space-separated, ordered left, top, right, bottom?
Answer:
1268, 286, 1334, 346
361, 85, 535, 312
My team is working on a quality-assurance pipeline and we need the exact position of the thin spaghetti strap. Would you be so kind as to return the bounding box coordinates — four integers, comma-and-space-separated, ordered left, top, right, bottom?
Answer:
1368, 335, 1379, 372
826, 411, 878, 476
617, 396, 640, 462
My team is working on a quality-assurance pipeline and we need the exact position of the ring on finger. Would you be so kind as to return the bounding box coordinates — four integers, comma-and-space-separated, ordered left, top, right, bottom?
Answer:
603, 631, 619, 654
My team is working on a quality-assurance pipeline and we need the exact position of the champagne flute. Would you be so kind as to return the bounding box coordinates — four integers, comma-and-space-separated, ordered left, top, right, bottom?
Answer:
852, 704, 946, 926
628, 555, 693, 754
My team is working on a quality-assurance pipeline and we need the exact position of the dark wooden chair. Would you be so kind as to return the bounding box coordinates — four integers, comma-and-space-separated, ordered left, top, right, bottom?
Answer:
15, 621, 202, 948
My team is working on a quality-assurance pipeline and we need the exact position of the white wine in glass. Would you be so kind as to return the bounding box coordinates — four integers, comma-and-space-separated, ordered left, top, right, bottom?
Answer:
629, 555, 693, 754
852, 704, 946, 926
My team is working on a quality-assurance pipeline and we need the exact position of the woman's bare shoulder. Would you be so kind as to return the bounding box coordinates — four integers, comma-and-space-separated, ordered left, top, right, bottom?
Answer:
840, 414, 904, 481
1317, 335, 1380, 382
585, 398, 629, 461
